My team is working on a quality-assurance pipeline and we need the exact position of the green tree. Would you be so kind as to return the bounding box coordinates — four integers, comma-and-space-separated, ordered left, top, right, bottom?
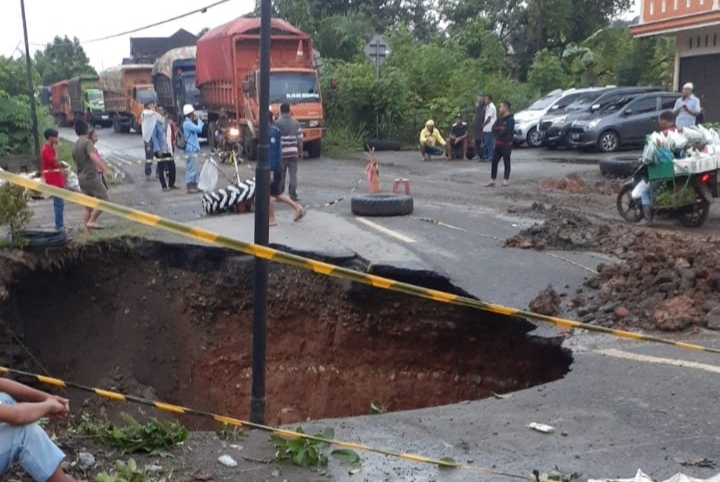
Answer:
527, 49, 567, 93
0, 56, 36, 96
315, 14, 374, 62
34, 36, 95, 85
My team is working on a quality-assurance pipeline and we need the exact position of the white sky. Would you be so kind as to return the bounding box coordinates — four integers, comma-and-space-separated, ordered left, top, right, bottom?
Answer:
1, 0, 640, 71
0, 0, 254, 70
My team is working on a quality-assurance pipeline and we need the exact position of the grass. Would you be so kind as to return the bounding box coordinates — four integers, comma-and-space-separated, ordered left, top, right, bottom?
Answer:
322, 124, 366, 159
56, 139, 76, 171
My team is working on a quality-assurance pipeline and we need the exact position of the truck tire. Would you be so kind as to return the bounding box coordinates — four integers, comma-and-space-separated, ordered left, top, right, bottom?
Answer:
306, 140, 321, 158
207, 122, 216, 150
599, 155, 639, 178
351, 193, 414, 217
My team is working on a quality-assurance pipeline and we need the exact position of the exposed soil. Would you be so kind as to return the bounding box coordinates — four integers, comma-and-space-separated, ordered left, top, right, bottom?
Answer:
540, 173, 623, 196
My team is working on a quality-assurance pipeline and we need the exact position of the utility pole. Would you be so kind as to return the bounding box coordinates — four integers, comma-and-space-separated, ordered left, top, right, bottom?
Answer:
250, 0, 271, 425
20, 0, 41, 167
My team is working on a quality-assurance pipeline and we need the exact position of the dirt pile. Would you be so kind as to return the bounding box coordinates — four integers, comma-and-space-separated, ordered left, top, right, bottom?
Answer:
540, 173, 622, 196
529, 286, 562, 316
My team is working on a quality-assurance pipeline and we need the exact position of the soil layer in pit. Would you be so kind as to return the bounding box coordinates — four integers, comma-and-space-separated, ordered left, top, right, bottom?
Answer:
0, 239, 572, 428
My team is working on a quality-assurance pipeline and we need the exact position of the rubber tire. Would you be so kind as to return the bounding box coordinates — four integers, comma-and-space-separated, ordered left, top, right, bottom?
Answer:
351, 193, 414, 217
679, 198, 710, 228
526, 127, 543, 148
598, 130, 620, 153
307, 139, 321, 158
599, 155, 639, 178
616, 184, 643, 223
364, 139, 402, 151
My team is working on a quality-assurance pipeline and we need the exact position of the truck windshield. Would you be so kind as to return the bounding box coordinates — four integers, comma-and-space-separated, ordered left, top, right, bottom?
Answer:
136, 87, 157, 104
269, 72, 320, 104
86, 90, 103, 103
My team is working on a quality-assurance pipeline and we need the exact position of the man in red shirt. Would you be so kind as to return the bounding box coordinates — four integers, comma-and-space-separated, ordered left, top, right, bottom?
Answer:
40, 129, 66, 231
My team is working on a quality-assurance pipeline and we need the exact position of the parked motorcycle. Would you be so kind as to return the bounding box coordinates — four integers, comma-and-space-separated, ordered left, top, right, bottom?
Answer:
216, 123, 242, 163
617, 161, 717, 228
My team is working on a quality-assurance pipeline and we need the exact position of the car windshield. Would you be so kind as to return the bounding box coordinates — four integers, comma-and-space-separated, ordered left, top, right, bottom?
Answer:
269, 72, 320, 104
564, 92, 603, 112
598, 96, 636, 114
136, 87, 157, 104
527, 94, 561, 111
86, 90, 103, 103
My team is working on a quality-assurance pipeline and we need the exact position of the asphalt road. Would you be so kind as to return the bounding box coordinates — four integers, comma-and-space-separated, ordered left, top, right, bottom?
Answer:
37, 128, 720, 482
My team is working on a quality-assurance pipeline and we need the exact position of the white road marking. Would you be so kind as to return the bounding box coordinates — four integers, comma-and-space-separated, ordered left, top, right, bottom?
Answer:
596, 348, 720, 374
355, 217, 416, 243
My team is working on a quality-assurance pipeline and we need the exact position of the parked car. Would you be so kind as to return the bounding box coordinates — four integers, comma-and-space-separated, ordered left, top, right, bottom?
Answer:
567, 92, 681, 152
538, 87, 614, 148
513, 89, 569, 148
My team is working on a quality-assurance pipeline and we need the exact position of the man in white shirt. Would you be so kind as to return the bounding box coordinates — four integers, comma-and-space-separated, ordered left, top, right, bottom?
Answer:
481, 94, 497, 161
673, 82, 701, 129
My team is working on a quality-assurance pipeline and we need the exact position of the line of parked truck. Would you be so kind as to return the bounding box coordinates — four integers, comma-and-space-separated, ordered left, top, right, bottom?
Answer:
40, 17, 326, 159
512, 86, 683, 152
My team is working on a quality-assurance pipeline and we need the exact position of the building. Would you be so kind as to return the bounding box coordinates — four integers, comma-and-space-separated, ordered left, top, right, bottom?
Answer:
126, 29, 198, 65
631, 0, 720, 121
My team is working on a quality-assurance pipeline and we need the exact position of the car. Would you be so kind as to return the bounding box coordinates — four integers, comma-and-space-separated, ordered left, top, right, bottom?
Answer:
513, 89, 569, 148
537, 87, 609, 148
567, 91, 681, 152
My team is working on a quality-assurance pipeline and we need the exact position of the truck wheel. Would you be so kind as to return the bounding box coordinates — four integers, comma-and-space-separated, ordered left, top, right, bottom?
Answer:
351, 193, 414, 217
307, 140, 321, 158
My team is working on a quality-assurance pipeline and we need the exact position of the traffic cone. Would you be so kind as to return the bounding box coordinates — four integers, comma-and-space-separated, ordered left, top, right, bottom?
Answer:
366, 148, 380, 193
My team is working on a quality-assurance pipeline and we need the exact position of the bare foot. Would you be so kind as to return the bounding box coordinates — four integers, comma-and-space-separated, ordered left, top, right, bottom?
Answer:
269, 220, 278, 227
293, 209, 305, 222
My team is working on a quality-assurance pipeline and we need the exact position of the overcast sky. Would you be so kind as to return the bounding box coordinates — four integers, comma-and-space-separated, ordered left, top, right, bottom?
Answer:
1, 0, 639, 72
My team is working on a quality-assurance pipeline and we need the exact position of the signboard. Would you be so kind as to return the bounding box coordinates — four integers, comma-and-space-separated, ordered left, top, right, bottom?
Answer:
364, 35, 390, 68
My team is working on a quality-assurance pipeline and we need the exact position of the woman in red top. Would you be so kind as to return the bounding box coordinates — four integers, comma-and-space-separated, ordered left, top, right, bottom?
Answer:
40, 128, 66, 231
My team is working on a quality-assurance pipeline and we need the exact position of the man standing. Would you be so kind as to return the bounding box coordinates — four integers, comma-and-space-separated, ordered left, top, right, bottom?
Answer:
40, 128, 66, 231
152, 107, 178, 192
481, 94, 497, 161
141, 102, 161, 180
72, 119, 108, 231
182, 104, 204, 194
0, 376, 80, 482
486, 101, 515, 187
673, 83, 702, 129
268, 110, 304, 225
446, 113, 468, 160
274, 103, 303, 201
473, 93, 485, 159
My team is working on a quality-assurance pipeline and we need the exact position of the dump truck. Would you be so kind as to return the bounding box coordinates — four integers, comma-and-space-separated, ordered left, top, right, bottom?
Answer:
50, 80, 73, 127
152, 46, 207, 132
69, 75, 111, 128
100, 64, 156, 134
196, 17, 325, 159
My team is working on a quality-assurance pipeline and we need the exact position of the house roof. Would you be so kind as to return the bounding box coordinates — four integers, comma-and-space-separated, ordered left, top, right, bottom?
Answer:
630, 10, 720, 37
130, 29, 198, 60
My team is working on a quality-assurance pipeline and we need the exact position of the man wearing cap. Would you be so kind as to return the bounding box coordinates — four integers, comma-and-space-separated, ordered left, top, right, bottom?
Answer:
446, 113, 468, 160
419, 120, 446, 161
673, 83, 701, 129
473, 93, 485, 159
182, 104, 204, 194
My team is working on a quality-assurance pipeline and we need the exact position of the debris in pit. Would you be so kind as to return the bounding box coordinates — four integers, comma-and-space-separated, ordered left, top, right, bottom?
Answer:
529, 286, 562, 316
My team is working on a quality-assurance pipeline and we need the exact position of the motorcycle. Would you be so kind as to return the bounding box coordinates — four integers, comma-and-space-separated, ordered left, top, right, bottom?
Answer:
617, 160, 717, 228
216, 122, 242, 163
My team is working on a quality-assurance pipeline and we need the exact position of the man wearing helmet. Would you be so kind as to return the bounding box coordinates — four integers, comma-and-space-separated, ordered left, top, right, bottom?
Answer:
182, 104, 204, 194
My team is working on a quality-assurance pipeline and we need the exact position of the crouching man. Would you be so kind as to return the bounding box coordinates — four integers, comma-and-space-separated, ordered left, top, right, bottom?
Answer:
0, 377, 81, 482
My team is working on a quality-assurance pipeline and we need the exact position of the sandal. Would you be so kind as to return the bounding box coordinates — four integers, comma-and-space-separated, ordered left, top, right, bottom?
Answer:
86, 224, 105, 230
293, 209, 305, 222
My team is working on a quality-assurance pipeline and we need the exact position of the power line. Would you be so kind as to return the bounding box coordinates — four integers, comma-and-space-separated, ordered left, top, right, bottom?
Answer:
83, 0, 235, 44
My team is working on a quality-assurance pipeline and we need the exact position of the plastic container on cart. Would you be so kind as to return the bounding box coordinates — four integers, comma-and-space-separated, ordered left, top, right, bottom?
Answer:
674, 155, 720, 174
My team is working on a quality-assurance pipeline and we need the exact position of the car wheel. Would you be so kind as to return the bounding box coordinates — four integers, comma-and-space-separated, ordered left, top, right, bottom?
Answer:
351, 193, 414, 217
598, 130, 620, 153
527, 127, 543, 148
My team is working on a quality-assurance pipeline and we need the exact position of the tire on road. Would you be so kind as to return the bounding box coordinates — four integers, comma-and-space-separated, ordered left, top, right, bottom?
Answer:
599, 155, 639, 178
351, 193, 414, 217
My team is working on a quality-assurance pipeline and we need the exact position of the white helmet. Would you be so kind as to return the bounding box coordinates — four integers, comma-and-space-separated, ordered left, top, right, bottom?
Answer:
183, 104, 195, 116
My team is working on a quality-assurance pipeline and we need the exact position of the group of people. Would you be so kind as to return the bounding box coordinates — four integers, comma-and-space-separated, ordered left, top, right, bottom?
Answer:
419, 93, 516, 186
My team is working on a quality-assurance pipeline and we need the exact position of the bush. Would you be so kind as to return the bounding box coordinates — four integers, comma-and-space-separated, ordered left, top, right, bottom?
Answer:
0, 90, 53, 157
0, 183, 32, 248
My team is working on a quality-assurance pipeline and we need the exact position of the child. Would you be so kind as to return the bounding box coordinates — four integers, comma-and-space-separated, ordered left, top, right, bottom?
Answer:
40, 128, 66, 231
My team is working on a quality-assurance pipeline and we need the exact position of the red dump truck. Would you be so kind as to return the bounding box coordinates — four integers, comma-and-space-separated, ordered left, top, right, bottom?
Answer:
50, 80, 73, 127
100, 65, 156, 134
196, 17, 324, 159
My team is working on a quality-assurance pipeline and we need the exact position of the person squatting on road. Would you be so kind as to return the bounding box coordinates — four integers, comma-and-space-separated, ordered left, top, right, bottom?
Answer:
0, 377, 82, 482
274, 103, 303, 201
40, 128, 65, 231
487, 101, 515, 187
141, 102, 161, 180
419, 120, 446, 161
182, 104, 204, 194
673, 82, 701, 129
268, 111, 304, 225
152, 107, 178, 192
72, 119, 108, 231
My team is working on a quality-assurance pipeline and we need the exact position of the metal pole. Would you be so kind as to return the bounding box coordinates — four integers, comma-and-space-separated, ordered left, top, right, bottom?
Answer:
20, 0, 41, 167
250, 0, 271, 425
375, 42, 380, 140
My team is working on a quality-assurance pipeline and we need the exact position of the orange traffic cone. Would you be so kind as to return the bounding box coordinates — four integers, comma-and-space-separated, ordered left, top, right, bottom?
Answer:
366, 148, 380, 193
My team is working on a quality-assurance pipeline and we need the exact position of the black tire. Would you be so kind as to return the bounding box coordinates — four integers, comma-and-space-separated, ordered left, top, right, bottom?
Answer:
617, 184, 643, 223
364, 139, 402, 151
307, 139, 322, 158
679, 197, 710, 228
526, 127, 543, 148
351, 193, 413, 217
599, 155, 639, 178
598, 130, 620, 153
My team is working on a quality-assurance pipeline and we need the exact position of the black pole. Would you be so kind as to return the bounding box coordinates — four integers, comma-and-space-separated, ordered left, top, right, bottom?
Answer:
20, 0, 41, 167
250, 0, 272, 425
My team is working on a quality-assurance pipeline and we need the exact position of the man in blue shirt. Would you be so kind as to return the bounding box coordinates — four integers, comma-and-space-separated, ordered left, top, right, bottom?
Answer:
673, 83, 702, 129
268, 110, 304, 226
182, 104, 204, 193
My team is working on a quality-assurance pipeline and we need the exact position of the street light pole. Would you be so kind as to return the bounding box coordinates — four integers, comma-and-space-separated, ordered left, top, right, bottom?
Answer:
250, 0, 272, 425
20, 0, 41, 167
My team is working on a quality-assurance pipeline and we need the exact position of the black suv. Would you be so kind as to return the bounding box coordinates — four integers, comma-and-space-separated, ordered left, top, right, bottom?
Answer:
539, 86, 663, 148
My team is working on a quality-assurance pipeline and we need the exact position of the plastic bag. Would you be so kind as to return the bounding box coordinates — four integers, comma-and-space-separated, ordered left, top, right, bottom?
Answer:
631, 180, 648, 200
197, 159, 219, 192
655, 146, 675, 164
65, 171, 81, 192
666, 130, 688, 150
682, 126, 705, 147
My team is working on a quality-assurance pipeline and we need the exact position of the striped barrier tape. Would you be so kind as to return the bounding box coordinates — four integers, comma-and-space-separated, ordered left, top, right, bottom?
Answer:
0, 169, 718, 355
0, 365, 528, 477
